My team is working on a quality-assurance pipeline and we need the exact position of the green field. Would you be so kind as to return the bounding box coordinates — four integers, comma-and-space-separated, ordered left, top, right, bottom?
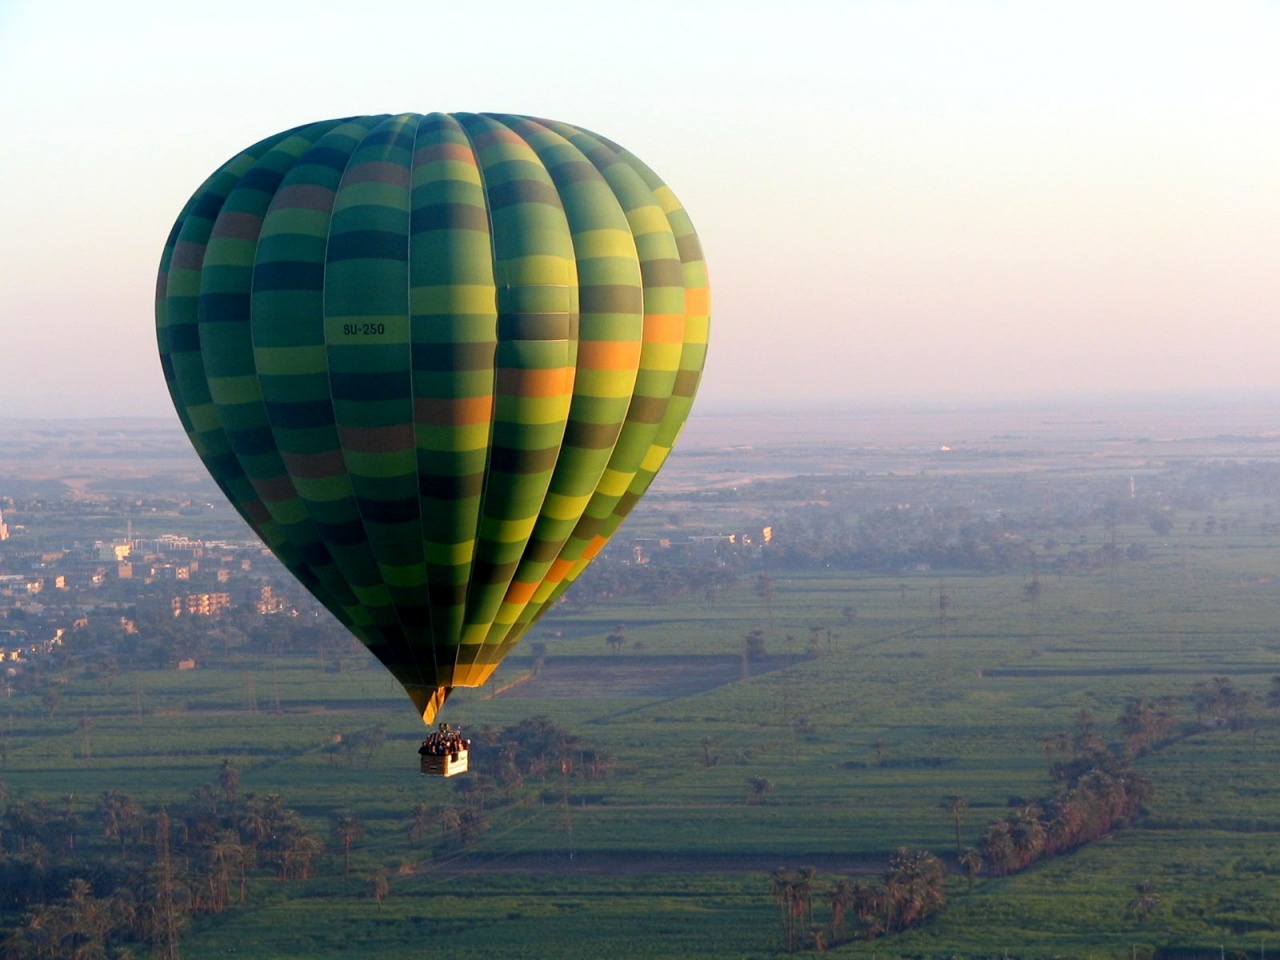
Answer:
5, 526, 1280, 958
5, 412, 1280, 958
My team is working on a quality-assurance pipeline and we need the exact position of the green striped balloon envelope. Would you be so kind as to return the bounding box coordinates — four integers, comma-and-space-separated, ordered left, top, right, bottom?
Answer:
156, 113, 709, 726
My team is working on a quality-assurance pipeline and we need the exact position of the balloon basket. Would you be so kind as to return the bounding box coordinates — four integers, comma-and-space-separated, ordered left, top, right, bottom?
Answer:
420, 749, 469, 777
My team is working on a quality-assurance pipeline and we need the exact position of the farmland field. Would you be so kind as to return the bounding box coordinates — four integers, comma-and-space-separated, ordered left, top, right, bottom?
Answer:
3, 400, 1280, 958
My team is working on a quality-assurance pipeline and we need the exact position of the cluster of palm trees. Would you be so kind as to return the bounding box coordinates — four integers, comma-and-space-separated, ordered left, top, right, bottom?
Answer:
400, 716, 615, 856
969, 769, 1147, 880
965, 711, 1153, 881
770, 849, 947, 952
1191, 676, 1254, 729
467, 715, 615, 789
0, 763, 322, 959
409, 800, 489, 851
1116, 696, 1181, 757
963, 677, 1278, 884
0, 876, 140, 960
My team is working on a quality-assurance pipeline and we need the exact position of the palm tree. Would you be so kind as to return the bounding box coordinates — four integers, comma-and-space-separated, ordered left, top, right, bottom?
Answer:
98, 791, 128, 854
978, 820, 1016, 877
700, 736, 716, 768
1007, 806, 1047, 869
849, 879, 888, 939
367, 869, 390, 914
63, 877, 108, 954
1192, 675, 1252, 728
457, 808, 489, 846
141, 809, 189, 960
78, 715, 95, 760
958, 847, 983, 888
218, 759, 240, 806
362, 724, 387, 766
8, 798, 58, 856
942, 794, 968, 854
769, 868, 802, 951
828, 877, 856, 941
204, 831, 244, 913
493, 744, 523, 797
804, 631, 822, 660
406, 803, 432, 846
235, 799, 269, 863
581, 748, 614, 781
792, 866, 817, 929
884, 848, 946, 932
746, 775, 774, 805
755, 574, 776, 623
59, 793, 80, 852
330, 814, 365, 880
104, 889, 138, 952
435, 805, 462, 846
282, 830, 322, 881
1127, 880, 1163, 921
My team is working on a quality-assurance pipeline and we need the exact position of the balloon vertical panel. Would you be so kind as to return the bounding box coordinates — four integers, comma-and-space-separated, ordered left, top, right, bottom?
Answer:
407, 114, 499, 666
250, 120, 382, 637
250, 119, 394, 651
199, 124, 362, 625
454, 114, 579, 661
483, 115, 647, 652
158, 124, 337, 605
323, 116, 433, 692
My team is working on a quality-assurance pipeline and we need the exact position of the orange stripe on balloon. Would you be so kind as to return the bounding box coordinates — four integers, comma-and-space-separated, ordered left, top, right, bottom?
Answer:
414, 395, 494, 426
544, 557, 575, 584
685, 287, 710, 316
413, 142, 478, 165
581, 535, 609, 562
643, 314, 685, 344
470, 125, 526, 149
578, 340, 642, 371
503, 580, 538, 605
496, 366, 574, 398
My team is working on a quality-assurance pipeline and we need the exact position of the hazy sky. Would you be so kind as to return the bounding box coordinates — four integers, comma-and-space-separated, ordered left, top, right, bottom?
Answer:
1, 1, 1277, 417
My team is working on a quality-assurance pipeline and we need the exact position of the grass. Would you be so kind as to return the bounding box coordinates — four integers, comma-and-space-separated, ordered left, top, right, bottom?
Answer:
6, 501, 1280, 956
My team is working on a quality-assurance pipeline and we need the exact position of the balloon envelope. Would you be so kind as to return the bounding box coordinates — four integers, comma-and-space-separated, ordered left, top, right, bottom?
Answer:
156, 113, 709, 724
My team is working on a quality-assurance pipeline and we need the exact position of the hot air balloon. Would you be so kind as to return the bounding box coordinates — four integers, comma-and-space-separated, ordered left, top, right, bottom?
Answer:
156, 113, 709, 745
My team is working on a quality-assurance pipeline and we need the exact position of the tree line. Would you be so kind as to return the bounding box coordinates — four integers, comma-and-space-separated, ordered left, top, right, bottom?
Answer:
0, 762, 320, 960
764, 673, 1278, 953
408, 715, 618, 855
770, 848, 947, 951
960, 674, 1276, 883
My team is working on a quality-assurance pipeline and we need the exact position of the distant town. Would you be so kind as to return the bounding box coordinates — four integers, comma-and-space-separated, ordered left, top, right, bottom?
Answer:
0, 492, 776, 675
0, 499, 298, 669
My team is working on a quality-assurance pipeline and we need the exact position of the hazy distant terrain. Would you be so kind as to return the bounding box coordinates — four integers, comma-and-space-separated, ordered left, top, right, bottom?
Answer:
7, 393, 1280, 497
